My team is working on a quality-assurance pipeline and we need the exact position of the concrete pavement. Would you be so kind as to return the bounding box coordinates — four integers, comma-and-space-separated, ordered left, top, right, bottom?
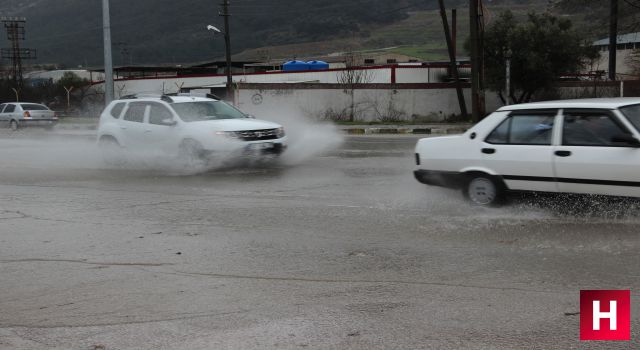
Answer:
52, 121, 473, 135
0, 132, 638, 349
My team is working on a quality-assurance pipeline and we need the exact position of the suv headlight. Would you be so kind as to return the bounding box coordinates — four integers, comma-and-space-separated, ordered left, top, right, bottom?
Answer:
276, 127, 285, 138
214, 131, 239, 139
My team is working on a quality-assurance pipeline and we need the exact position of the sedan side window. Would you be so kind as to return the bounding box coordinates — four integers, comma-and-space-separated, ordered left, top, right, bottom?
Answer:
486, 113, 555, 145
123, 102, 146, 123
148, 103, 174, 125
4, 104, 16, 113
0, 104, 6, 113
485, 118, 509, 144
563, 112, 631, 147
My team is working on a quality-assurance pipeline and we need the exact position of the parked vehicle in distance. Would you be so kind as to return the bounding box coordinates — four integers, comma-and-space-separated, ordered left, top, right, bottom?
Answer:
0, 102, 58, 130
97, 94, 287, 163
414, 98, 640, 206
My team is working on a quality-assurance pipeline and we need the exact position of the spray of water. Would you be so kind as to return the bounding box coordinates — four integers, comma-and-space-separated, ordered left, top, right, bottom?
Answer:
245, 105, 345, 166
0, 103, 344, 176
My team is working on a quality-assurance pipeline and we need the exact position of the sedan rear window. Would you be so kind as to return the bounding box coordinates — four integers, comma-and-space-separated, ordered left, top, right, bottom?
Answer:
21, 104, 49, 111
619, 104, 640, 131
486, 114, 555, 145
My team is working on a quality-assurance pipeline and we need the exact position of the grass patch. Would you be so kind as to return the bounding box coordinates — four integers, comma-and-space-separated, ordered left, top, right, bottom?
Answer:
387, 46, 447, 61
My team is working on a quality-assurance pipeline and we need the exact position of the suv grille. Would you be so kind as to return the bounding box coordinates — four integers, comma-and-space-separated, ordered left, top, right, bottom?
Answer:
235, 128, 279, 141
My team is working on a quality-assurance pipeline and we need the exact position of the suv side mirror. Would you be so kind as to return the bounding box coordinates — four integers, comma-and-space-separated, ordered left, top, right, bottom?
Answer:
611, 133, 640, 147
161, 118, 177, 126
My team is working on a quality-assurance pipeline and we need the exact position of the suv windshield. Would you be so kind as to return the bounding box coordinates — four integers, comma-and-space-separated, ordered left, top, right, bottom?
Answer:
620, 104, 640, 131
171, 101, 247, 122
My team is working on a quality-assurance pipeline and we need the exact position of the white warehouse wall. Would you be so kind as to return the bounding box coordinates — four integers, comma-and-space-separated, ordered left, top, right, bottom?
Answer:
88, 66, 504, 120
235, 87, 499, 122
96, 66, 442, 98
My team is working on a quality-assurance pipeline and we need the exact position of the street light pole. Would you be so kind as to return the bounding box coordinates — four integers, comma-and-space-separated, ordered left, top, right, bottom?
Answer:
220, 0, 233, 104
102, 0, 114, 105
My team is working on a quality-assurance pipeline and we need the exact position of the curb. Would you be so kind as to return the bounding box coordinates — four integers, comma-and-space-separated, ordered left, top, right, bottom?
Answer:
344, 127, 469, 135
55, 124, 470, 135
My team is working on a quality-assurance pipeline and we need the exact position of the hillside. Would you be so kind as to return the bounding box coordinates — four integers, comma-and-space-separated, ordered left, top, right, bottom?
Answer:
0, 0, 612, 67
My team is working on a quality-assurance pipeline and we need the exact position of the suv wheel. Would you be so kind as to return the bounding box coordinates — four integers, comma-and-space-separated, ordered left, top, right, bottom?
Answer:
179, 139, 206, 167
99, 137, 124, 166
464, 174, 505, 206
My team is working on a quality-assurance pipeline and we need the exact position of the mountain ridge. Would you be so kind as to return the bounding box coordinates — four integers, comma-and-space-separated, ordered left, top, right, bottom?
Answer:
0, 0, 590, 68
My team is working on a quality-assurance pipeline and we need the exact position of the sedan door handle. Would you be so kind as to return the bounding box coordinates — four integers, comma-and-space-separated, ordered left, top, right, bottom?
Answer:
144, 130, 152, 133
482, 148, 496, 154
555, 150, 572, 157
120, 126, 127, 130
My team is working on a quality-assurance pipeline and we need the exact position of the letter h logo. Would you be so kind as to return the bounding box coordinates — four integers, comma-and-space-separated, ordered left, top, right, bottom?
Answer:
580, 290, 630, 341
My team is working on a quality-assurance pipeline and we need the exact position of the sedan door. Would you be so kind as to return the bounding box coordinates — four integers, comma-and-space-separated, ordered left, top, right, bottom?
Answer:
481, 110, 559, 192
1, 104, 17, 123
0, 104, 7, 126
553, 109, 640, 197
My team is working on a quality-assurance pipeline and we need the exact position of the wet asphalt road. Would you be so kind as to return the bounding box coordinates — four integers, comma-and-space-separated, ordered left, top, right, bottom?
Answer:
0, 130, 639, 349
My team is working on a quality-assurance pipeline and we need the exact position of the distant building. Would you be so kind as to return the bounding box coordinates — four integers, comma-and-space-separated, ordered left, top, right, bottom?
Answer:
592, 32, 640, 78
303, 51, 423, 68
24, 70, 105, 84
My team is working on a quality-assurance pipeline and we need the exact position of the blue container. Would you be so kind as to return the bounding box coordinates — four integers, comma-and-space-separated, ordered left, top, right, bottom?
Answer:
283, 60, 309, 71
306, 60, 330, 70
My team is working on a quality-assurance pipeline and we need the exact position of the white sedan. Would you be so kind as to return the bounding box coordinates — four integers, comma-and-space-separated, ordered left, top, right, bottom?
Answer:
0, 102, 58, 130
414, 98, 640, 205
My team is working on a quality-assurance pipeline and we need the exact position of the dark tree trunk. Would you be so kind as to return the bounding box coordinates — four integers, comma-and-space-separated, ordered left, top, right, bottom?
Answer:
497, 91, 506, 105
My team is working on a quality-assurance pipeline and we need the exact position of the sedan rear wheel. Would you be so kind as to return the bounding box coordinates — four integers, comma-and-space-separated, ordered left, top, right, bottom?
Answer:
464, 175, 505, 206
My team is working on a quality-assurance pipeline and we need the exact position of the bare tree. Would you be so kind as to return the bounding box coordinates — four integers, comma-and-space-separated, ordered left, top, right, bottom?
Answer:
627, 49, 640, 79
337, 52, 373, 122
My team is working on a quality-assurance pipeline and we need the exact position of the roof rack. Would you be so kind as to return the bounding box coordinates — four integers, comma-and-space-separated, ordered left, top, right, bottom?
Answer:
165, 92, 222, 100
118, 93, 174, 103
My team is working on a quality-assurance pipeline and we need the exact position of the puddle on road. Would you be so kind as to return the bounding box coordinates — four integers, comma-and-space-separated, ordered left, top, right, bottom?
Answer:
2, 131, 640, 226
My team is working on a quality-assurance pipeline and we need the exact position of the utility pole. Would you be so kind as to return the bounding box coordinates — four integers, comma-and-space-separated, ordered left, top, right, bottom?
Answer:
469, 0, 481, 122
1, 17, 36, 88
220, 0, 234, 103
505, 49, 512, 105
102, 0, 114, 105
452, 8, 457, 59
438, 0, 467, 119
609, 0, 618, 81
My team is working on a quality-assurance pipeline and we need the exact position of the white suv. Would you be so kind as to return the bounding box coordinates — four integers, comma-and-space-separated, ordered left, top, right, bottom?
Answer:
97, 94, 287, 162
414, 98, 640, 205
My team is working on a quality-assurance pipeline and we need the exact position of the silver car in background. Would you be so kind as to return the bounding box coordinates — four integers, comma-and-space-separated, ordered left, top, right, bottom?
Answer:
0, 102, 58, 130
